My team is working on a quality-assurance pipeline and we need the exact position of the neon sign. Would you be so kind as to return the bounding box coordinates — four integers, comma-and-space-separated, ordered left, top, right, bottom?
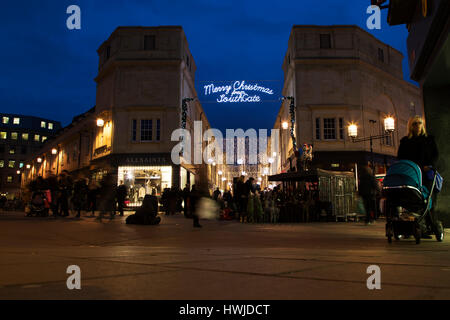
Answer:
203, 81, 274, 103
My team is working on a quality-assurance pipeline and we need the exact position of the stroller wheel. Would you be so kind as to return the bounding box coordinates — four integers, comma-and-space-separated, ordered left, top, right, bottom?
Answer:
435, 221, 444, 242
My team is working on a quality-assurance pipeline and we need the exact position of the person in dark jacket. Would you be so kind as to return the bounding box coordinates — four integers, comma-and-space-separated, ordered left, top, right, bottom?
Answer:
359, 165, 380, 225
126, 190, 160, 225
116, 181, 127, 216
398, 115, 440, 237
189, 184, 202, 228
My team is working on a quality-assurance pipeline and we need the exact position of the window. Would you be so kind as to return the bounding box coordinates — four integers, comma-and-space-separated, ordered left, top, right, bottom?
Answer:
13, 118, 20, 125
105, 46, 111, 60
339, 118, 344, 140
9, 146, 15, 154
8, 160, 15, 168
141, 119, 153, 141
2, 117, 9, 124
48, 123, 53, 130
0, 160, 4, 168
19, 162, 24, 169
378, 48, 384, 62
21, 146, 27, 154
144, 35, 155, 50
315, 118, 321, 140
156, 119, 161, 141
1, 132, 6, 139
320, 34, 331, 49
11, 132, 18, 140
34, 134, 40, 142
22, 133, 28, 141
132, 119, 137, 141
42, 136, 47, 142
323, 118, 336, 140
41, 121, 46, 128
7, 176, 13, 183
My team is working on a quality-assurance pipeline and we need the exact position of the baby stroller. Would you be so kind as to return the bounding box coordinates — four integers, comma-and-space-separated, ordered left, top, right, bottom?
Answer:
27, 190, 49, 217
383, 160, 444, 244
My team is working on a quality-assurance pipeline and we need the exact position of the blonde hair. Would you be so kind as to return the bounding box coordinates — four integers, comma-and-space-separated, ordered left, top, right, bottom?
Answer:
407, 115, 427, 138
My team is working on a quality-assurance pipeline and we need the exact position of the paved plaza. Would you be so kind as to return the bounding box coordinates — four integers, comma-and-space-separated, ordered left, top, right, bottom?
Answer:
0, 211, 449, 300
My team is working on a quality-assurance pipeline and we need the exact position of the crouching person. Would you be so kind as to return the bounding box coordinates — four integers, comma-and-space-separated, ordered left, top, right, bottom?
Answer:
126, 190, 161, 225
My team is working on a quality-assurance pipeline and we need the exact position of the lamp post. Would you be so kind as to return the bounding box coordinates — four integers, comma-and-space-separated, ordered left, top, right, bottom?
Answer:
348, 116, 396, 175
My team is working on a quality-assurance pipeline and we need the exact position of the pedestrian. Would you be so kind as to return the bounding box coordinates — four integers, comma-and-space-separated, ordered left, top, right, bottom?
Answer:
189, 184, 202, 228
358, 165, 380, 225
182, 184, 191, 218
116, 180, 127, 216
126, 190, 161, 225
96, 173, 116, 221
72, 178, 88, 218
213, 187, 221, 201
87, 179, 99, 217
398, 115, 440, 237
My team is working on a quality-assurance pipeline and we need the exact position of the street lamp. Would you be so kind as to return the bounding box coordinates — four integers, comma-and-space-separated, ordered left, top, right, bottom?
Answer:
96, 119, 105, 127
282, 121, 289, 130
348, 116, 396, 175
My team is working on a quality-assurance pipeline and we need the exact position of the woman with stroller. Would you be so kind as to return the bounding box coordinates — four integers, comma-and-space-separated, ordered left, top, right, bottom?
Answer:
397, 115, 439, 238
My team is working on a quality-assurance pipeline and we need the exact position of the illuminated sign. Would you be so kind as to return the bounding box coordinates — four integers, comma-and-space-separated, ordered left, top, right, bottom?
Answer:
203, 80, 274, 103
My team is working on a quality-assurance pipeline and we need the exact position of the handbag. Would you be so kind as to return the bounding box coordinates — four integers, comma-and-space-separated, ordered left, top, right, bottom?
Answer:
426, 168, 443, 193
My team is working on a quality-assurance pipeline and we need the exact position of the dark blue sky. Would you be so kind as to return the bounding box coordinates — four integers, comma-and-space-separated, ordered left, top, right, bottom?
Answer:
0, 0, 415, 133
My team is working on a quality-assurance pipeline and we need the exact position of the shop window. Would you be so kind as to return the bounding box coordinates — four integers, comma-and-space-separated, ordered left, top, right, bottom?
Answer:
323, 118, 336, 140
141, 119, 153, 141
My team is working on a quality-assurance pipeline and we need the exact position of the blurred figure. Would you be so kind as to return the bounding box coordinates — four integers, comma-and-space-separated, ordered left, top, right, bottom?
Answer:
87, 179, 99, 217
182, 184, 191, 218
189, 184, 202, 228
126, 190, 161, 225
358, 165, 380, 225
116, 180, 127, 216
96, 173, 116, 221
213, 187, 221, 201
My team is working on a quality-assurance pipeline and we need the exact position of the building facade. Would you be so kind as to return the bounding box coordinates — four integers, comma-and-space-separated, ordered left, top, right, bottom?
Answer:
272, 25, 424, 175
383, 0, 450, 214
0, 114, 61, 197
22, 26, 213, 206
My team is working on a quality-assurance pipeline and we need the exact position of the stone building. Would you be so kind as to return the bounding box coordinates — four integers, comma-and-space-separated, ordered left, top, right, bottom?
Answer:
23, 26, 213, 206
272, 25, 424, 175
0, 114, 61, 197
382, 0, 450, 215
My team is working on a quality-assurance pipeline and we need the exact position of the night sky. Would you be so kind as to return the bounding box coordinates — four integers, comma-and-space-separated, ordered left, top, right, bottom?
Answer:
0, 0, 415, 133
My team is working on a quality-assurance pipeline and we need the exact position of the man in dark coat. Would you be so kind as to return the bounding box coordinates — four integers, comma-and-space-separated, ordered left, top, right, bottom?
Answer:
116, 181, 127, 216
358, 165, 380, 225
